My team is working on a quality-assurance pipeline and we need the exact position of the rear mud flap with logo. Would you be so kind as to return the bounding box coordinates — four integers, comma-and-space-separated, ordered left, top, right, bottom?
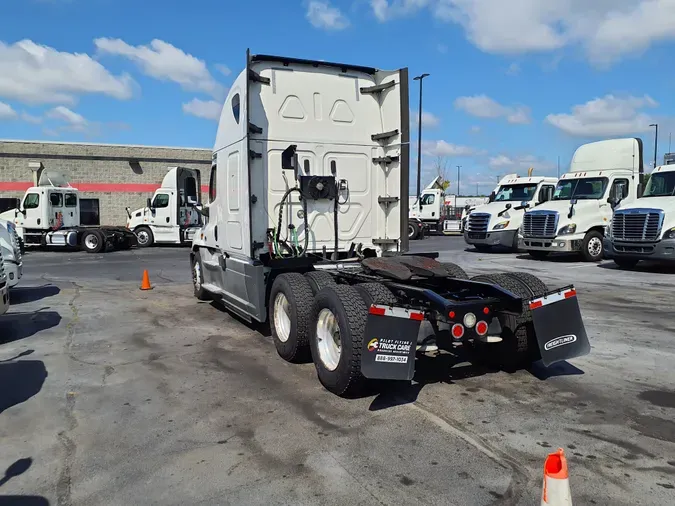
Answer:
530, 287, 590, 367
361, 305, 423, 381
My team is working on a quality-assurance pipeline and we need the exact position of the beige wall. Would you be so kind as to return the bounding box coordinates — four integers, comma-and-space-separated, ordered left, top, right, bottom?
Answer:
0, 141, 211, 225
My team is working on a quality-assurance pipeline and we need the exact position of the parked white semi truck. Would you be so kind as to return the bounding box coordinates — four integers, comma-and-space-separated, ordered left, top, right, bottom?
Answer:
0, 164, 138, 253
605, 163, 675, 267
521, 138, 642, 262
408, 176, 446, 239
0, 219, 23, 287
0, 247, 9, 316
125, 167, 203, 247
464, 173, 558, 252
189, 51, 590, 398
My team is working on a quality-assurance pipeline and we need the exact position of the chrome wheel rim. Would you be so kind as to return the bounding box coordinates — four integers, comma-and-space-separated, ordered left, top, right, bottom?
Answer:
588, 237, 602, 257
408, 224, 415, 238
136, 230, 150, 245
84, 234, 98, 250
273, 293, 292, 343
316, 308, 341, 371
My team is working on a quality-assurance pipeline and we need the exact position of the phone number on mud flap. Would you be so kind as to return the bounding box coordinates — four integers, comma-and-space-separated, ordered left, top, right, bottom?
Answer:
375, 355, 408, 363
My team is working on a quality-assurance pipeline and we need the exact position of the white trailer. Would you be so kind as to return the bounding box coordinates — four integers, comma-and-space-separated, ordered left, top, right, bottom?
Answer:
521, 138, 642, 261
0, 165, 137, 253
189, 51, 590, 397
125, 167, 203, 247
605, 163, 675, 268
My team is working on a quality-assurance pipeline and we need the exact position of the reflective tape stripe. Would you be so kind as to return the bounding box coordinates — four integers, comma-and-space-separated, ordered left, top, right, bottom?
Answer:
529, 288, 577, 310
369, 304, 424, 320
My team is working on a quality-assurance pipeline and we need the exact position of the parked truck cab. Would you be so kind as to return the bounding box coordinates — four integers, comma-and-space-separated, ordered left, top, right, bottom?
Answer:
0, 219, 23, 287
0, 247, 9, 316
521, 138, 642, 262
464, 174, 557, 252
126, 167, 202, 247
605, 164, 675, 267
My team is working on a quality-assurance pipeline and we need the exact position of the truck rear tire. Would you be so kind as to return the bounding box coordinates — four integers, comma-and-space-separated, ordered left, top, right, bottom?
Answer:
408, 223, 419, 240
581, 230, 604, 262
309, 284, 369, 397
269, 273, 314, 363
305, 271, 337, 295
503, 272, 548, 297
470, 273, 538, 370
439, 262, 469, 279
191, 251, 210, 301
355, 282, 397, 306
135, 226, 154, 248
81, 230, 104, 254
528, 250, 549, 260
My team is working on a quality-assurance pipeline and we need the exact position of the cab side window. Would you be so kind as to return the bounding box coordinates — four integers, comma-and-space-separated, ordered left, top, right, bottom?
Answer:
152, 194, 170, 208
65, 193, 77, 207
23, 193, 40, 209
49, 193, 63, 207
209, 163, 217, 203
420, 194, 435, 206
611, 178, 629, 200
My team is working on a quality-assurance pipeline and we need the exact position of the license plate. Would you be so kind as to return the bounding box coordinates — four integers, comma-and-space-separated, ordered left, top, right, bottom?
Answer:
469, 233, 487, 239
530, 287, 590, 367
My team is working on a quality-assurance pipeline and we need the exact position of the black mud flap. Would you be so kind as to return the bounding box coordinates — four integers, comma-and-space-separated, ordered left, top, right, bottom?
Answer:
360, 305, 423, 380
530, 286, 590, 367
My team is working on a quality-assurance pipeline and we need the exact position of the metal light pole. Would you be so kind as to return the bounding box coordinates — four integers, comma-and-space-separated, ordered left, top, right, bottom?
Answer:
413, 73, 430, 210
456, 165, 461, 196
650, 123, 658, 168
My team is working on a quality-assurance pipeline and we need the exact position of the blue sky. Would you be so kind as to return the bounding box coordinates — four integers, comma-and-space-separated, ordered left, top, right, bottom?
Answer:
1, 0, 675, 194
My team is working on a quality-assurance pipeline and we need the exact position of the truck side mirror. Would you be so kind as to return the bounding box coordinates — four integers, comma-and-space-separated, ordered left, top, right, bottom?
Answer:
539, 188, 551, 203
282, 145, 298, 171
488, 191, 496, 203
147, 197, 153, 210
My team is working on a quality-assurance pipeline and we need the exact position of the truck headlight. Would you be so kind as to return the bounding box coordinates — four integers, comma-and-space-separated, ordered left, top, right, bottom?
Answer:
664, 227, 675, 240
493, 221, 510, 230
558, 224, 577, 235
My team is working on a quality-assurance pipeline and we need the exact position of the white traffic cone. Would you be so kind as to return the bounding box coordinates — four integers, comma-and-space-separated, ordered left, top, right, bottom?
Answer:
541, 448, 573, 505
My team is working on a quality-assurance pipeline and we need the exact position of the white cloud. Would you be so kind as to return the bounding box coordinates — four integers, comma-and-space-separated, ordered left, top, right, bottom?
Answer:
95, 38, 226, 99
422, 140, 476, 157
469, 125, 481, 133
412, 110, 440, 128
488, 153, 556, 174
215, 64, 231, 77
47, 105, 87, 126
182, 98, 223, 121
454, 94, 531, 124
306, 1, 350, 30
545, 94, 657, 137
0, 39, 134, 105
506, 62, 520, 75
21, 112, 42, 124
0, 101, 17, 120
369, 1, 675, 65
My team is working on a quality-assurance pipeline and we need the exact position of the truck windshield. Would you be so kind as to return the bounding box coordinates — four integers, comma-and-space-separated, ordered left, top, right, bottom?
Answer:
642, 172, 675, 197
493, 184, 538, 202
552, 177, 608, 200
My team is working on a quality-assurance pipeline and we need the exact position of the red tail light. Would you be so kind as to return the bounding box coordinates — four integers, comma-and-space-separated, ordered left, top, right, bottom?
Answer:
476, 321, 489, 336
451, 324, 465, 339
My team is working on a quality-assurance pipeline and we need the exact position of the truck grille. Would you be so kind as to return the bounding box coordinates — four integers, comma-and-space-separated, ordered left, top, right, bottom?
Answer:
611, 210, 664, 241
0, 248, 5, 284
12, 231, 22, 264
467, 213, 490, 233
522, 211, 558, 238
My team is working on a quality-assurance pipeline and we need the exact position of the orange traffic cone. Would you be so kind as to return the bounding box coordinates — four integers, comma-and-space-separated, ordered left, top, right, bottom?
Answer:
541, 448, 572, 505
140, 269, 153, 291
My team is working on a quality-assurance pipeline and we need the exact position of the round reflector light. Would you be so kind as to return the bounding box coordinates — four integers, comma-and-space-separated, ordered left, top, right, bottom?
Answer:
476, 321, 489, 336
451, 324, 465, 339
463, 312, 477, 328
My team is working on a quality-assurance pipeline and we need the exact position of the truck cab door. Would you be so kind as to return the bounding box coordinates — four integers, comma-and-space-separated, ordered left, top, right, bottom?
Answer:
17, 191, 43, 230
63, 192, 79, 227
47, 191, 64, 229
419, 192, 437, 220
149, 192, 177, 242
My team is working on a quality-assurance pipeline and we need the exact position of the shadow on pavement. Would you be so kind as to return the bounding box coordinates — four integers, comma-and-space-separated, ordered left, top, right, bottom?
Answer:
9, 286, 60, 305
515, 253, 584, 263
0, 361, 48, 415
0, 310, 61, 345
0, 458, 33, 487
528, 360, 584, 380
596, 261, 675, 274
0, 497, 50, 505
0, 351, 34, 363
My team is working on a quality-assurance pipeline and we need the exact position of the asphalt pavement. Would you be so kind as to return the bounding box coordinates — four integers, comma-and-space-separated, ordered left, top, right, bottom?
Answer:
1, 238, 674, 505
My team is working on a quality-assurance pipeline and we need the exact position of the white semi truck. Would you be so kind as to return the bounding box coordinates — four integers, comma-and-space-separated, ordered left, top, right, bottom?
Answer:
0, 247, 9, 316
464, 173, 558, 252
408, 176, 446, 239
0, 164, 138, 253
521, 138, 642, 262
189, 50, 590, 397
605, 163, 675, 267
0, 219, 23, 287
125, 167, 203, 247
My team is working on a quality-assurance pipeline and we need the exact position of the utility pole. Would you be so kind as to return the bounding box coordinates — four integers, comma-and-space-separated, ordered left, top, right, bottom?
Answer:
650, 123, 658, 169
476, 182, 478, 195
456, 165, 461, 196
413, 73, 430, 210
